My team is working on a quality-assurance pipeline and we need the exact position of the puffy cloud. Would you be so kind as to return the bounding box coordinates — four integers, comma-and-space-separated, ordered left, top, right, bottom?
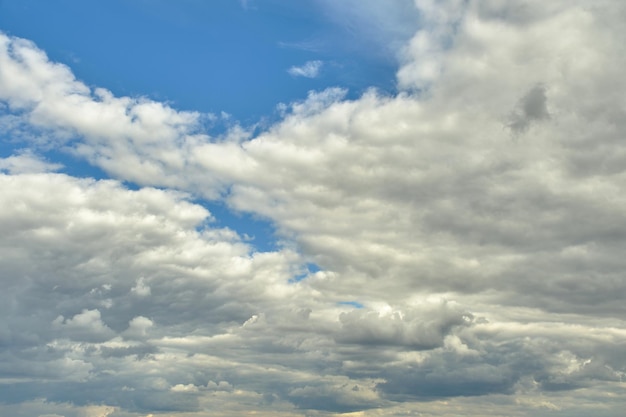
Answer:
52, 309, 115, 343
397, 0, 468, 89
123, 316, 154, 340
336, 300, 472, 349
0, 33, 205, 189
0, 172, 309, 413
0, 149, 62, 174
1, 0, 626, 415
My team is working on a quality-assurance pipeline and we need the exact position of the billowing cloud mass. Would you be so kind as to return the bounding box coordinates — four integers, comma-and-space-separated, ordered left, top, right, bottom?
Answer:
1, 1, 626, 416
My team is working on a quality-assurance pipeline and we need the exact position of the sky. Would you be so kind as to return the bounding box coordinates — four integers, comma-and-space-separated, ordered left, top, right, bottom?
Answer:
0, 0, 626, 416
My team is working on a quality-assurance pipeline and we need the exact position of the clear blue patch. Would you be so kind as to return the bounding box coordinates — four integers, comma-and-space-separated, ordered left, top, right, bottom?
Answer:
0, 142, 24, 159
306, 262, 321, 274
289, 262, 321, 283
44, 149, 110, 181
289, 274, 306, 284
0, 0, 403, 124
337, 301, 364, 309
194, 199, 279, 253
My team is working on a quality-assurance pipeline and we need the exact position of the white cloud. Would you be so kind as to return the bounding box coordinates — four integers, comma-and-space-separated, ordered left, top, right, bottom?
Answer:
1, 0, 626, 415
130, 277, 151, 297
287, 60, 323, 78
52, 309, 115, 343
124, 316, 154, 339
171, 383, 199, 393
0, 150, 62, 174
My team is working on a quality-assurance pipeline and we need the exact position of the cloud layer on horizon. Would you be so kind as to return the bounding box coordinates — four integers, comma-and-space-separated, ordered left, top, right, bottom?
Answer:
1, 1, 626, 416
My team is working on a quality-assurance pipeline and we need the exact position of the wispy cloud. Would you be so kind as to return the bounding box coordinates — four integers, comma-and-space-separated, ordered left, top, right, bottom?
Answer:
287, 60, 323, 78
278, 38, 325, 53
239, 0, 254, 11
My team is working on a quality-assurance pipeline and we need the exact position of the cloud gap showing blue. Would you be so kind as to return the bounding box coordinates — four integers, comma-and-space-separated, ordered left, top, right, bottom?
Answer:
0, 0, 403, 123
196, 199, 279, 253
2, 1, 624, 416
338, 301, 364, 309
289, 262, 322, 283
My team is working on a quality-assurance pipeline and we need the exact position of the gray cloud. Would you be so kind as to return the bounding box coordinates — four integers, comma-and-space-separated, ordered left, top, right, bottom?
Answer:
508, 84, 550, 133
335, 301, 472, 349
1, 0, 626, 416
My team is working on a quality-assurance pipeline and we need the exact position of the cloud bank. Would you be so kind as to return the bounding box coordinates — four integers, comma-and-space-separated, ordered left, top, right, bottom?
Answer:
1, 1, 626, 416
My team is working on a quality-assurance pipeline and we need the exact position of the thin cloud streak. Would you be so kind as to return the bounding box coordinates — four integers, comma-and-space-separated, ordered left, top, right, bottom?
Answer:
287, 60, 323, 78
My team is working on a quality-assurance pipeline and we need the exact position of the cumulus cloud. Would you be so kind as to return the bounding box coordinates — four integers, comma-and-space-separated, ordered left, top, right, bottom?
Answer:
0, 34, 206, 189
1, 0, 626, 416
0, 172, 316, 414
336, 300, 472, 349
0, 150, 62, 174
287, 60, 323, 78
52, 309, 115, 343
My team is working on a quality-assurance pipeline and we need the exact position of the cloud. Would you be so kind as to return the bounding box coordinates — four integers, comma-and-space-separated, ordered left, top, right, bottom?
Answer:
0, 150, 62, 174
397, 0, 468, 89
0, 172, 316, 413
313, 0, 421, 59
52, 309, 115, 343
1, 0, 626, 415
130, 277, 151, 297
287, 60, 323, 78
508, 84, 551, 133
335, 300, 472, 349
0, 34, 205, 189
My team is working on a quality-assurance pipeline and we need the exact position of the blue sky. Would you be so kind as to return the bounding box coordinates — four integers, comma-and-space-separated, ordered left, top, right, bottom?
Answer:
1, 1, 626, 417
0, 0, 405, 120
0, 0, 414, 253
